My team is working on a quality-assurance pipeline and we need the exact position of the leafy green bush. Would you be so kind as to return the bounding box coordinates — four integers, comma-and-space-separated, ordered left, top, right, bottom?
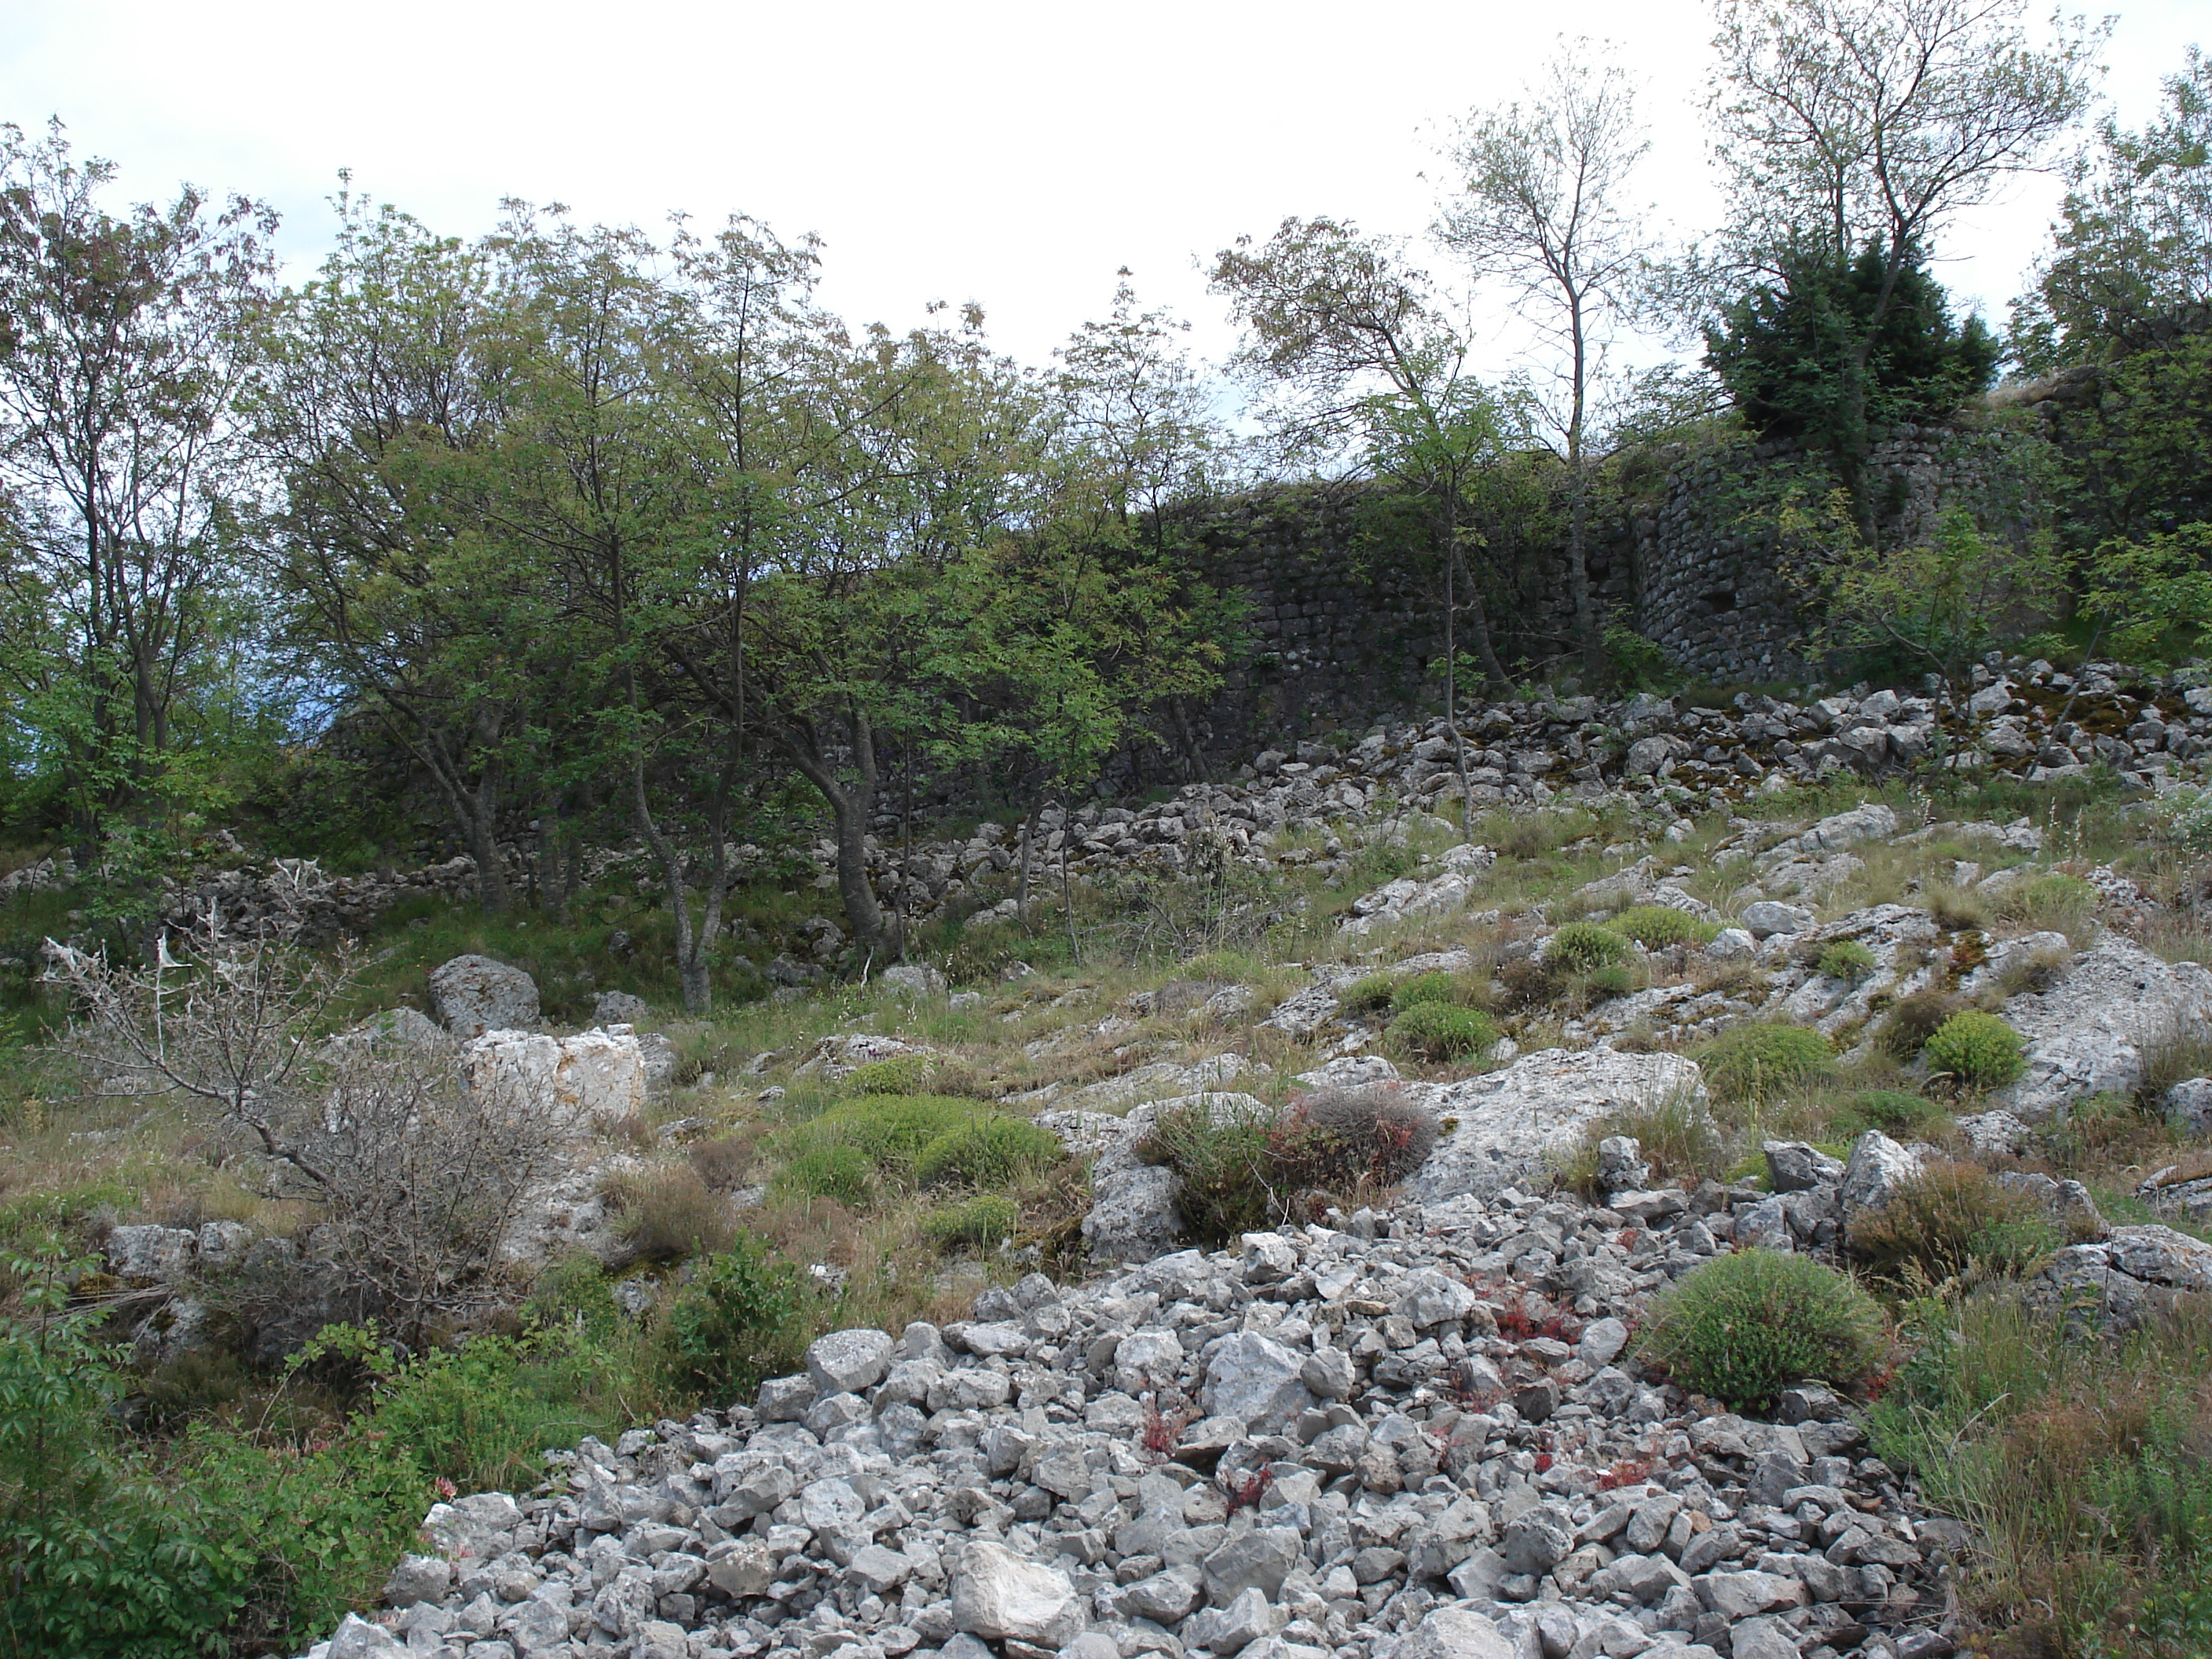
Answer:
848, 1055, 936, 1095
1547, 922, 1632, 972
1848, 1161, 2061, 1284
1925, 1010, 2027, 1090
664, 1236, 808, 1400
777, 1144, 874, 1203
1636, 1248, 1887, 1411
922, 1194, 1019, 1250
1701, 1023, 1833, 1104
1611, 906, 1719, 948
914, 1116, 1060, 1188
1390, 971, 1465, 1011
1388, 1002, 1498, 1063
1815, 939, 1878, 982
1137, 1098, 1280, 1245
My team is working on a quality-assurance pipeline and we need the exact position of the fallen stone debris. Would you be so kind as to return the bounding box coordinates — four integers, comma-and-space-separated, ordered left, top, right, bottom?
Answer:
293, 1147, 1973, 1659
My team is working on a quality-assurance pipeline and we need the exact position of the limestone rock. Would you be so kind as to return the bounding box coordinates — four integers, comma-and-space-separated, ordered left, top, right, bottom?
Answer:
806, 1328, 895, 1395
1082, 1166, 1185, 1262
2164, 1076, 2212, 1136
462, 1027, 646, 1130
881, 964, 947, 995
1763, 1141, 1845, 1193
1840, 1131, 1922, 1220
1998, 940, 2212, 1120
106, 1224, 196, 1281
1739, 901, 1815, 939
427, 954, 540, 1038
1200, 1331, 1315, 1431
1404, 1049, 1706, 1203
592, 989, 649, 1024
950, 1539, 1081, 1646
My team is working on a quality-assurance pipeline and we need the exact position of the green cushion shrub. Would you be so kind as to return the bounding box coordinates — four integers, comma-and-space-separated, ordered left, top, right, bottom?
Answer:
914, 1115, 1061, 1188
1389, 1002, 1498, 1063
1924, 1010, 2027, 1089
810, 1096, 978, 1167
847, 1055, 936, 1095
1635, 1247, 1887, 1411
1701, 1022, 1833, 1104
1547, 921, 1632, 972
777, 1144, 873, 1203
922, 1193, 1020, 1249
1815, 939, 1878, 982
1390, 970, 1465, 1011
1611, 906, 1720, 948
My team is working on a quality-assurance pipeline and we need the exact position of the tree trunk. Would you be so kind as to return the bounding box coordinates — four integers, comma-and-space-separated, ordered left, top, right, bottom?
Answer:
779, 709, 890, 960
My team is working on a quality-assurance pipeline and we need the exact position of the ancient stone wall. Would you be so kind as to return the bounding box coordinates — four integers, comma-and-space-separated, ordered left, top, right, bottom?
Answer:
1163, 419, 2049, 754
1628, 420, 2047, 683
1173, 485, 1633, 763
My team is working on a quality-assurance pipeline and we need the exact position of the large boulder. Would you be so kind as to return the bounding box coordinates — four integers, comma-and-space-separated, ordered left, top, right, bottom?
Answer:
950, 1540, 1082, 1646
1404, 1049, 1708, 1203
1839, 1130, 1923, 1220
806, 1328, 895, 1396
2024, 1224, 2212, 1328
1374, 1606, 1515, 1659
463, 1027, 646, 1130
427, 954, 540, 1038
1998, 940, 2212, 1121
1082, 1166, 1185, 1263
1200, 1331, 1315, 1431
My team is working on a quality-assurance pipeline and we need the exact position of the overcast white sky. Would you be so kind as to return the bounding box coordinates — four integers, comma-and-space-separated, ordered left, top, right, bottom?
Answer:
2, 0, 2203, 383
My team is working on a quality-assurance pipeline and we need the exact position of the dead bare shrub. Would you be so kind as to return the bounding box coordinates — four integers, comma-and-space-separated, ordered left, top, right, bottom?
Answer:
44, 912, 563, 1341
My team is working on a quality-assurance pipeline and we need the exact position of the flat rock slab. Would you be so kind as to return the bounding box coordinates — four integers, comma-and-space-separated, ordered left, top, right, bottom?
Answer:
1404, 1049, 1708, 1203
1999, 939, 2212, 1121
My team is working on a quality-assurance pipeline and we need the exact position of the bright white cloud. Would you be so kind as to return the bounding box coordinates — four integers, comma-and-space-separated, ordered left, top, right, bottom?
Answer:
2, 0, 2202, 378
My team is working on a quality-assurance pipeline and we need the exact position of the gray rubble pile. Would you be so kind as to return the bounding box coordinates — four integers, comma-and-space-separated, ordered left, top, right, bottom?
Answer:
296, 1159, 1969, 1659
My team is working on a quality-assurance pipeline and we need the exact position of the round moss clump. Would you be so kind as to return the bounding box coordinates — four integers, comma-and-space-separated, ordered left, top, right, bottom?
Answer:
1610, 906, 1719, 948
1636, 1248, 1887, 1412
914, 1116, 1061, 1188
1701, 1022, 1833, 1104
1547, 922, 1632, 973
1388, 1002, 1498, 1063
1815, 939, 1877, 983
1923, 1010, 2027, 1089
